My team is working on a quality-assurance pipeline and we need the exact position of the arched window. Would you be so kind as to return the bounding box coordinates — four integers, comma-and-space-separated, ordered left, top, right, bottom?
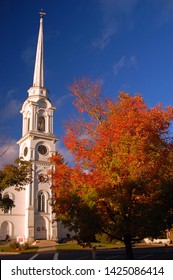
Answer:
38, 192, 45, 212
3, 194, 10, 213
38, 116, 45, 132
1, 221, 10, 240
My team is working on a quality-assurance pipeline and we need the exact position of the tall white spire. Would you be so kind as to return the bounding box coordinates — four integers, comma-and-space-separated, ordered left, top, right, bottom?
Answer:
33, 12, 45, 87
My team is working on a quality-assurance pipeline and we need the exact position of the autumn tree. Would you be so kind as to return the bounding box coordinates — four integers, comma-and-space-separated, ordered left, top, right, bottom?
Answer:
50, 153, 102, 242
52, 78, 173, 259
0, 158, 32, 211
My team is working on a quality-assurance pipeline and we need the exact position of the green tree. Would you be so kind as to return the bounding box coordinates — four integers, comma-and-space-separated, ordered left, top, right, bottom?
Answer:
0, 158, 32, 211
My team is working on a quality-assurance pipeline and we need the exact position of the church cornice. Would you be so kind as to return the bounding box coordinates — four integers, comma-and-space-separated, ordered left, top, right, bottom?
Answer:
32, 160, 55, 167
17, 131, 58, 144
27, 86, 48, 98
20, 94, 55, 113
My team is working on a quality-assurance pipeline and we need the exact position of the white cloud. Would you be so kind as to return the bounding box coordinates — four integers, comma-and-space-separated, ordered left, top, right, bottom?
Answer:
147, 0, 173, 26
55, 94, 70, 108
56, 140, 73, 164
0, 99, 22, 122
113, 55, 137, 76
92, 0, 138, 49
98, 0, 138, 21
0, 140, 18, 168
93, 0, 172, 50
21, 46, 35, 68
113, 56, 126, 76
128, 56, 137, 66
92, 26, 116, 50
6, 89, 16, 99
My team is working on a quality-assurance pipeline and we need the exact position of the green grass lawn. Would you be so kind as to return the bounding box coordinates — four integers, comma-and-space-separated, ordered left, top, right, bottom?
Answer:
0, 240, 124, 253
56, 241, 124, 251
0, 243, 38, 253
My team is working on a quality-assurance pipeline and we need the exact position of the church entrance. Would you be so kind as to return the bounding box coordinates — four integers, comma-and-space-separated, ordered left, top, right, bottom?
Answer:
34, 217, 47, 240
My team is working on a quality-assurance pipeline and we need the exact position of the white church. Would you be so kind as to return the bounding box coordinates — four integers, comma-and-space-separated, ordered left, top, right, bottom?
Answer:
0, 13, 68, 243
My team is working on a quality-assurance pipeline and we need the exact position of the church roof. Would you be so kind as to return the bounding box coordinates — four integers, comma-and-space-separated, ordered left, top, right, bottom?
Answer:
27, 12, 48, 98
33, 14, 45, 87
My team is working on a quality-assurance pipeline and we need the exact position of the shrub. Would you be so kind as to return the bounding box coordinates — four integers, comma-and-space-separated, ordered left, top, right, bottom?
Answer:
96, 233, 111, 243
10, 241, 21, 250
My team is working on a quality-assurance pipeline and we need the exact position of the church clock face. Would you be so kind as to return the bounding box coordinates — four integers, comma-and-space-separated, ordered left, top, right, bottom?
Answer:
38, 144, 48, 155
38, 173, 46, 183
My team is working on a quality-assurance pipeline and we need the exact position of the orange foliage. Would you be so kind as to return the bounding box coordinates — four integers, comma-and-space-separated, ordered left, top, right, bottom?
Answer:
52, 79, 173, 246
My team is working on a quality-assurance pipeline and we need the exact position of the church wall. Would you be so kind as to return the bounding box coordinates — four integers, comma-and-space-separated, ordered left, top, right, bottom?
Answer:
57, 221, 75, 242
0, 215, 25, 240
0, 186, 26, 240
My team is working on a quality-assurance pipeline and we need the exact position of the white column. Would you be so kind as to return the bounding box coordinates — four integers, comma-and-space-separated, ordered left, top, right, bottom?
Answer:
46, 112, 49, 133
23, 117, 27, 135
49, 110, 53, 134
31, 105, 34, 130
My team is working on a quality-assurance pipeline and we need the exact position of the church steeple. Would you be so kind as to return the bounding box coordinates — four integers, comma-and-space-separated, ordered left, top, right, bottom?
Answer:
28, 11, 47, 97
33, 12, 45, 87
7, 12, 59, 244
19, 11, 57, 138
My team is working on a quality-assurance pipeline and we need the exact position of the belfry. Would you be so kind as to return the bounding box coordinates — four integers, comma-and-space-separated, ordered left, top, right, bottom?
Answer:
0, 13, 67, 242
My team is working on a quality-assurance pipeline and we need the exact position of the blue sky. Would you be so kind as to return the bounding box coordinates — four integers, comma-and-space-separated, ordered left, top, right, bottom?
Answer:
0, 0, 173, 165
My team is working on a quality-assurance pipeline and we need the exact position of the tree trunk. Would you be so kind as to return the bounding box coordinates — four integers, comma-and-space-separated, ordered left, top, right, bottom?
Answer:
124, 234, 134, 260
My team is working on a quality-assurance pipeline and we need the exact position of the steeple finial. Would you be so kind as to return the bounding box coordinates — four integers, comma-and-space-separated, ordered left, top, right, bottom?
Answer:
33, 10, 46, 87
39, 9, 46, 18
